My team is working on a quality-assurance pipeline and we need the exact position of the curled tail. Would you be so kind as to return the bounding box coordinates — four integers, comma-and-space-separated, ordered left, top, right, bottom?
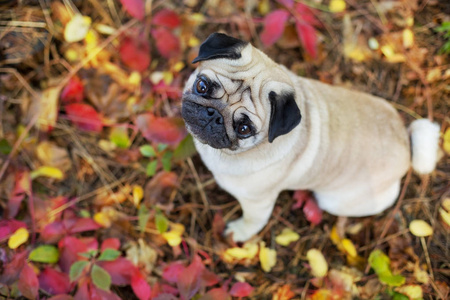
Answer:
409, 119, 441, 175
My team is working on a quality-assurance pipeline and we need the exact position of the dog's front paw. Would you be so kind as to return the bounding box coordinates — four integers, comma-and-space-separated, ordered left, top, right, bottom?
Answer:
224, 218, 259, 242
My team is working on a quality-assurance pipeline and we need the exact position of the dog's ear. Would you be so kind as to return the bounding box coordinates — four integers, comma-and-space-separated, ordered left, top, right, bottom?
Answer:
268, 91, 301, 143
192, 33, 248, 63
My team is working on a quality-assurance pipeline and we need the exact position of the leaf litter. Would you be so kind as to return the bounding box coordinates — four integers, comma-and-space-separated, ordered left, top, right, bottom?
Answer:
0, 0, 448, 299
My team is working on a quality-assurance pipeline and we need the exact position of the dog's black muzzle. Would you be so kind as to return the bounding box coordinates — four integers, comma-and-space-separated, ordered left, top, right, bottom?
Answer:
182, 101, 232, 149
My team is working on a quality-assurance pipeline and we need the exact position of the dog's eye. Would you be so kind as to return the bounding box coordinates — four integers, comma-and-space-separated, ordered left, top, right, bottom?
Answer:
238, 124, 251, 135
195, 78, 208, 94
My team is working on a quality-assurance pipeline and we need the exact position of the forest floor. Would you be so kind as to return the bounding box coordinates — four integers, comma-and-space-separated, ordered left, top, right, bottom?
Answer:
0, 0, 449, 299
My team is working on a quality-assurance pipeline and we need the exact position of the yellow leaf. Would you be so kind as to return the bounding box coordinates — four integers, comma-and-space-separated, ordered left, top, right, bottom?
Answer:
173, 61, 185, 73
64, 48, 79, 62
409, 220, 433, 237
426, 68, 441, 82
36, 141, 72, 172
329, 0, 346, 13
188, 36, 200, 48
443, 129, 450, 156
64, 14, 91, 43
8, 227, 29, 249
403, 28, 414, 48
132, 185, 144, 207
259, 242, 277, 272
307, 248, 328, 277
189, 13, 205, 24
395, 285, 423, 299
381, 45, 405, 63
439, 208, 450, 228
413, 264, 429, 284
94, 212, 112, 228
94, 23, 116, 35
258, 0, 270, 15
275, 228, 300, 246
162, 71, 173, 85
162, 223, 185, 247
30, 166, 63, 180
224, 242, 258, 260
342, 239, 357, 257
128, 71, 141, 87
35, 87, 60, 132
442, 198, 450, 212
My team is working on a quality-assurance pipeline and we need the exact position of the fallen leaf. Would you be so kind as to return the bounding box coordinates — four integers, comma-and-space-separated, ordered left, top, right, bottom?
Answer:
132, 185, 144, 207
409, 219, 433, 237
91, 264, 112, 291
126, 238, 158, 275
302, 197, 323, 225
403, 28, 414, 48
136, 113, 187, 147
229, 282, 254, 297
29, 245, 60, 264
17, 263, 39, 300
329, 0, 346, 13
260, 9, 290, 47
64, 14, 91, 42
443, 128, 450, 155
7, 171, 30, 218
395, 285, 423, 299
152, 27, 181, 58
109, 125, 131, 149
368, 249, 405, 287
131, 270, 152, 300
65, 103, 103, 132
224, 242, 258, 261
30, 166, 64, 180
275, 228, 300, 246
8, 227, 29, 249
161, 223, 185, 246
272, 284, 296, 300
439, 207, 450, 228
38, 267, 71, 295
36, 87, 60, 132
152, 9, 181, 29
341, 239, 358, 257
120, 0, 145, 20
36, 141, 72, 172
307, 249, 328, 278
119, 36, 151, 72
259, 242, 277, 272
60, 76, 84, 103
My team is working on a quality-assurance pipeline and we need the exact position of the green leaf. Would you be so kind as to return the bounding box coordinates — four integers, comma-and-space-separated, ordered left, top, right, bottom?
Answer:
138, 205, 150, 233
162, 151, 173, 171
146, 160, 158, 177
435, 21, 450, 32
98, 249, 121, 261
29, 245, 59, 263
155, 211, 169, 233
0, 138, 12, 155
157, 143, 168, 152
368, 249, 405, 287
109, 126, 130, 149
79, 249, 99, 259
139, 145, 156, 157
392, 291, 410, 300
91, 264, 111, 291
69, 260, 89, 282
173, 134, 196, 161
79, 209, 91, 218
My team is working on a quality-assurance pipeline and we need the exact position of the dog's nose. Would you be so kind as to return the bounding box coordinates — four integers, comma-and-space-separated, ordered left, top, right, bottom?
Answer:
205, 107, 223, 125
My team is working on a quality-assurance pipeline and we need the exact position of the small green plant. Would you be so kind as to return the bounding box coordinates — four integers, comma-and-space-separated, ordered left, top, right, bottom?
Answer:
435, 22, 450, 54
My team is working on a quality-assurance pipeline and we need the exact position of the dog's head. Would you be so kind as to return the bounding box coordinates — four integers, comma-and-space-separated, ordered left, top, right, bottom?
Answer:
182, 33, 301, 153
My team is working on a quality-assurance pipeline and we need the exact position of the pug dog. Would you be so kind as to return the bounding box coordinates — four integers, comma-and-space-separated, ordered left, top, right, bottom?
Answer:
181, 33, 440, 242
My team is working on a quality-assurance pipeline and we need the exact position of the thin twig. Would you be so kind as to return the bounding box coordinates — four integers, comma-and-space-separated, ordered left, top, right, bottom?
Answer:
186, 157, 210, 213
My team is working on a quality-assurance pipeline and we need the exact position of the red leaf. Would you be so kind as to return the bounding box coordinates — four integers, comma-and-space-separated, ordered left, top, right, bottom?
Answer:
0, 219, 27, 240
295, 22, 317, 58
120, 0, 145, 20
277, 0, 294, 8
153, 80, 182, 100
18, 263, 39, 300
100, 238, 121, 251
38, 267, 71, 295
136, 113, 187, 146
47, 295, 74, 300
98, 257, 136, 285
41, 221, 65, 243
201, 288, 230, 300
151, 27, 180, 58
302, 197, 322, 225
201, 268, 221, 287
61, 76, 84, 104
69, 217, 101, 234
58, 236, 89, 273
73, 278, 90, 300
0, 251, 28, 285
152, 9, 180, 29
260, 9, 290, 47
294, 3, 320, 26
162, 261, 185, 283
119, 36, 151, 72
131, 271, 152, 300
229, 282, 254, 297
65, 103, 103, 132
7, 171, 30, 219
177, 255, 204, 299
